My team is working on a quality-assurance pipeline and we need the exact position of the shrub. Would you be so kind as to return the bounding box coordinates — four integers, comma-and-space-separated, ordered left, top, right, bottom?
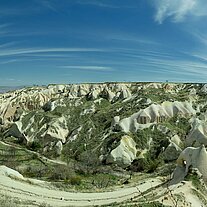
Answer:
28, 141, 42, 151
140, 202, 165, 207
49, 165, 74, 181
0, 195, 21, 207
130, 157, 160, 173
69, 175, 82, 185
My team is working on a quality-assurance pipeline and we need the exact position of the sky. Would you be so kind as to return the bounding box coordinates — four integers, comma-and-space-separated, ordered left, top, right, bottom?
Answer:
1, 0, 207, 86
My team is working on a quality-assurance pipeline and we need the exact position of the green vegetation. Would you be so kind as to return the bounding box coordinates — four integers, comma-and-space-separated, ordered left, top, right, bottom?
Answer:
0, 194, 48, 207
100, 201, 165, 207
138, 202, 165, 207
0, 142, 62, 180
162, 116, 191, 140
1, 82, 204, 201
138, 87, 189, 103
130, 126, 168, 173
27, 141, 43, 151
51, 171, 120, 192
185, 171, 207, 206
185, 172, 206, 193
0, 195, 22, 207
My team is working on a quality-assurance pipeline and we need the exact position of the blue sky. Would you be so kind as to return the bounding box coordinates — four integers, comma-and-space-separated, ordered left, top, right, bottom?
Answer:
1, 0, 207, 85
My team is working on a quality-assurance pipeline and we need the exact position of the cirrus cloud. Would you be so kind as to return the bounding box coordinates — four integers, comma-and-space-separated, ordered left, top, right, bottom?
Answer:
152, 0, 207, 24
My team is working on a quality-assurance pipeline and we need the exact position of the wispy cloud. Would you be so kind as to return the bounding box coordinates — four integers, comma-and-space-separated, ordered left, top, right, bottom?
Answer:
105, 34, 158, 45
0, 1, 59, 19
6, 78, 15, 81
76, 0, 139, 9
35, 0, 58, 12
0, 42, 17, 48
0, 59, 17, 64
152, 0, 207, 24
0, 23, 11, 35
142, 56, 207, 78
60, 65, 114, 71
76, 0, 122, 9
0, 23, 10, 29
23, 54, 74, 57
0, 78, 22, 83
121, 48, 207, 80
190, 30, 207, 45
0, 47, 104, 57
192, 54, 207, 62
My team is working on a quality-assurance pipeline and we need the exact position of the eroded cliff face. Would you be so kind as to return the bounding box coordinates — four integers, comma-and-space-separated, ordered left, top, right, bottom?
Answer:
0, 82, 206, 179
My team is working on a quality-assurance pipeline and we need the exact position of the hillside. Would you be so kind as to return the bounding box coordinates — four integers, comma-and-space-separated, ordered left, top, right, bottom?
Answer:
1, 82, 207, 206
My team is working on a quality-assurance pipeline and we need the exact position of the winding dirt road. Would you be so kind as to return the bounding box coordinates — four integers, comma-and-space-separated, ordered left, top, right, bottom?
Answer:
0, 172, 162, 206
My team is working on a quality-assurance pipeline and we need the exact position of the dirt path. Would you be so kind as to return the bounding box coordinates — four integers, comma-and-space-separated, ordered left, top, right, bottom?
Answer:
131, 180, 204, 207
0, 172, 162, 207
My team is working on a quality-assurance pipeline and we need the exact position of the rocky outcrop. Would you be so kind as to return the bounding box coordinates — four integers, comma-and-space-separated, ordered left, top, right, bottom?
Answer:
186, 118, 207, 147
0, 82, 198, 123
162, 142, 182, 161
42, 99, 66, 112
162, 134, 183, 161
0, 101, 17, 122
106, 135, 137, 167
68, 126, 82, 142
42, 117, 69, 143
172, 145, 207, 183
43, 140, 63, 156
201, 84, 207, 94
6, 114, 69, 148
171, 135, 183, 147
81, 105, 96, 115
0, 165, 24, 180
119, 101, 195, 133
0, 83, 134, 123
55, 141, 63, 156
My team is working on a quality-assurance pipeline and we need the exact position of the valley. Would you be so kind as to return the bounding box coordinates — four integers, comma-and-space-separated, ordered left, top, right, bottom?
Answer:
0, 82, 207, 206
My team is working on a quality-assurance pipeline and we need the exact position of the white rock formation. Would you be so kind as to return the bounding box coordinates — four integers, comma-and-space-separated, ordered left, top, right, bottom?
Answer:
0, 165, 24, 180
171, 134, 183, 147
55, 141, 63, 155
172, 145, 207, 183
43, 99, 66, 111
111, 116, 120, 128
0, 83, 136, 123
7, 115, 69, 145
186, 118, 207, 147
1, 82, 196, 124
157, 125, 170, 134
81, 105, 96, 115
107, 135, 137, 167
118, 101, 196, 133
201, 84, 207, 94
42, 117, 69, 143
68, 126, 82, 142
